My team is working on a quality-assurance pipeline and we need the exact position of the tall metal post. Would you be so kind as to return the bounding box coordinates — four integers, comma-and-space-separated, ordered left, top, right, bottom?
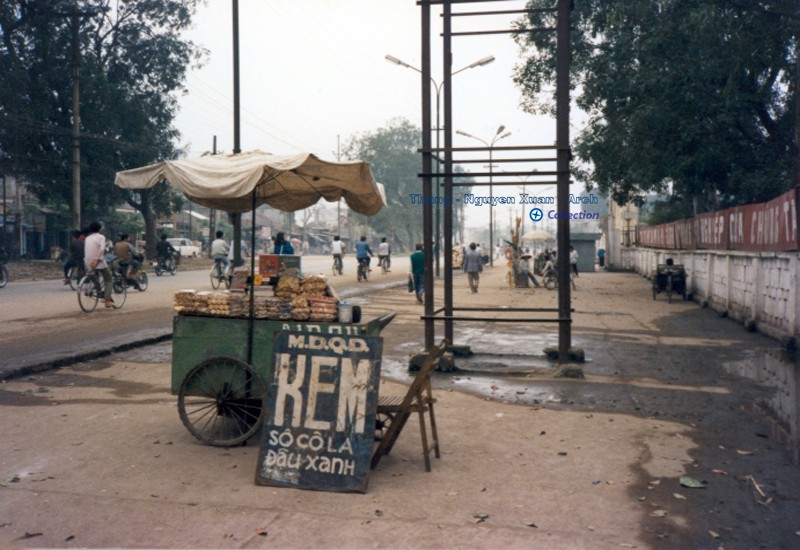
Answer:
421, 1, 434, 350
231, 0, 243, 265
71, 14, 81, 230
443, 0, 454, 343
556, 0, 572, 363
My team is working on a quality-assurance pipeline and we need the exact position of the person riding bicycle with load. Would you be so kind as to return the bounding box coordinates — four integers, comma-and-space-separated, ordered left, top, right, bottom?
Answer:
114, 233, 143, 289
377, 237, 391, 272
210, 230, 230, 269
331, 235, 345, 274
156, 234, 177, 265
355, 236, 373, 273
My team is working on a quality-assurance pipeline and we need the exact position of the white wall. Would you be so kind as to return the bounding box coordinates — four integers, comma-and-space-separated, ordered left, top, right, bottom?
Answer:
630, 248, 800, 343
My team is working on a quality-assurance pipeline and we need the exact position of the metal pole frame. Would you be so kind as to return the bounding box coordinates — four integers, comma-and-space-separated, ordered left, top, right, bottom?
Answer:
421, 1, 435, 350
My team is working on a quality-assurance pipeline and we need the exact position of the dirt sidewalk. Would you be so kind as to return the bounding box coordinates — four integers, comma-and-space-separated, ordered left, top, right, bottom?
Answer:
1, 264, 798, 548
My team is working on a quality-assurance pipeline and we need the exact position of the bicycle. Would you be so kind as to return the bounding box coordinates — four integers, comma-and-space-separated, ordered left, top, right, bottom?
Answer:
210, 258, 232, 289
378, 255, 390, 274
77, 269, 127, 312
542, 269, 577, 291
66, 264, 86, 290
0, 262, 7, 289
331, 254, 344, 276
357, 257, 370, 282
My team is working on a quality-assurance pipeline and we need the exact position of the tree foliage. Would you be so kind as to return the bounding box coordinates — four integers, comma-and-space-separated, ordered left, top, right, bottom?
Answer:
343, 118, 474, 250
513, 0, 798, 217
0, 0, 202, 249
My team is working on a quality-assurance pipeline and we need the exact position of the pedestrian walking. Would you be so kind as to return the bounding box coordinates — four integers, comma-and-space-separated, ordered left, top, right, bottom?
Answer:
463, 242, 483, 293
597, 247, 606, 269
410, 242, 425, 303
569, 245, 579, 277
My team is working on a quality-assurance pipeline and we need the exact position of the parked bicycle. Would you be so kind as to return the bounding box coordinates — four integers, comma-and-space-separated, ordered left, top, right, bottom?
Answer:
542, 268, 577, 291
210, 258, 232, 289
77, 268, 127, 312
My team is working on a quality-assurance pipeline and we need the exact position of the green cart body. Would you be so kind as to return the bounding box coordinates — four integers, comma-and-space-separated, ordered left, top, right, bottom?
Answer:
171, 313, 395, 447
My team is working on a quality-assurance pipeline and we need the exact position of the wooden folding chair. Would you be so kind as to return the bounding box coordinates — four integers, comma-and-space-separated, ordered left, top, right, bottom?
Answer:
371, 339, 449, 472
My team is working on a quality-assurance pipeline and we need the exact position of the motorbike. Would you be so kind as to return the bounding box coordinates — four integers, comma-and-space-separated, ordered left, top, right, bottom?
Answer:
153, 252, 177, 276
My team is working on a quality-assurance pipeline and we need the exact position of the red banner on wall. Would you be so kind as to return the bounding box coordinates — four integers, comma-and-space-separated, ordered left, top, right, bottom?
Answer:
638, 189, 798, 252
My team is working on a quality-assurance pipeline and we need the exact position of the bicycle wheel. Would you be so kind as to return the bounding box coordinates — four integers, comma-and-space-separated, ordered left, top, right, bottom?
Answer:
67, 266, 80, 290
111, 274, 127, 308
210, 264, 221, 289
169, 258, 177, 275
178, 356, 267, 447
0, 265, 7, 288
544, 274, 556, 290
137, 271, 149, 291
77, 274, 100, 312
332, 259, 338, 276
224, 267, 232, 289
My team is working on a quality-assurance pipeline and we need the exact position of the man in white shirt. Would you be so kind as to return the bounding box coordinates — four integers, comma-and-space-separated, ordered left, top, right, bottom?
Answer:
83, 221, 114, 308
331, 236, 345, 275
377, 237, 391, 272
210, 231, 231, 268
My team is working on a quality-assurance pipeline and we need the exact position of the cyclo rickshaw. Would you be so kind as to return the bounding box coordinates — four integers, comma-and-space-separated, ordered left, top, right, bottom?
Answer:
652, 259, 688, 303
115, 150, 390, 447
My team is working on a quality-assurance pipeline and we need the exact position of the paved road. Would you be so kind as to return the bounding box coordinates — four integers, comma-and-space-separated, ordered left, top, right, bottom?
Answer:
0, 255, 410, 380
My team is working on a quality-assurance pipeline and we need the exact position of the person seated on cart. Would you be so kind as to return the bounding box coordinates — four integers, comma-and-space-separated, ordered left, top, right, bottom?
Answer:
155, 234, 177, 266
114, 233, 142, 287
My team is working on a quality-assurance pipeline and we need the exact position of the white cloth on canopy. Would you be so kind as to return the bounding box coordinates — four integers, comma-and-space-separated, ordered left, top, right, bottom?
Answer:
114, 150, 386, 215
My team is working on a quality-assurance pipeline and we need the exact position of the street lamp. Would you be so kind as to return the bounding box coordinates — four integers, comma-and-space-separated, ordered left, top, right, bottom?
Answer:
456, 126, 511, 267
386, 54, 495, 276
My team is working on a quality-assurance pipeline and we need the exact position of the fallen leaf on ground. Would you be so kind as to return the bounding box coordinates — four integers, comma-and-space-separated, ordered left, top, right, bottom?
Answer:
523, 521, 538, 528
708, 530, 719, 539
736, 449, 754, 455
473, 513, 489, 524
673, 493, 686, 500
650, 510, 668, 518
679, 476, 706, 488
711, 469, 727, 475
649, 480, 661, 486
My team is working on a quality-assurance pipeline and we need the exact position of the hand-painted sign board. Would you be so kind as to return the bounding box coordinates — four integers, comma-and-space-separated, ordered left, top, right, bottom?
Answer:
255, 331, 382, 493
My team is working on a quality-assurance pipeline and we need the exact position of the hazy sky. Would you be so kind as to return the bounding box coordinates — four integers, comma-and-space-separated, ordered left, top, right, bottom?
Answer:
172, 1, 585, 233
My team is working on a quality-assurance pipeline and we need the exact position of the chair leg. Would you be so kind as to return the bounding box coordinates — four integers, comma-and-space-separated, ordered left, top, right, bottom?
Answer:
428, 401, 441, 459
417, 406, 431, 472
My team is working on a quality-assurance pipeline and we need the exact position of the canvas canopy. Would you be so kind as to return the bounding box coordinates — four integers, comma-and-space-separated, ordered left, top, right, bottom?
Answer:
114, 150, 386, 215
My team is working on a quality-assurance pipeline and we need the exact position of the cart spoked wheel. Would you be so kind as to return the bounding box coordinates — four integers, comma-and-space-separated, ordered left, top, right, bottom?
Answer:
178, 356, 268, 447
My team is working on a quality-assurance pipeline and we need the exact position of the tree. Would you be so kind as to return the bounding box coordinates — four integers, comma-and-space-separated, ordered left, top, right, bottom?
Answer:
342, 118, 475, 251
0, 0, 202, 251
342, 118, 426, 249
513, 0, 798, 218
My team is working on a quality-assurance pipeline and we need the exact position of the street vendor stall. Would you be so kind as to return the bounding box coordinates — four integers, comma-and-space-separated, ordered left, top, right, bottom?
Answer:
115, 151, 391, 450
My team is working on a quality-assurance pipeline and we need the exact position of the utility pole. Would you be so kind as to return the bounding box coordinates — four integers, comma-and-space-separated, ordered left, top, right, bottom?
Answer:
336, 135, 342, 236
70, 13, 81, 230
230, 0, 243, 266
208, 136, 217, 257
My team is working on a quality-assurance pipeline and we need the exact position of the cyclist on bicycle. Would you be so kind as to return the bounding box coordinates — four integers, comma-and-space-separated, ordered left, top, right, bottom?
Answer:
210, 230, 230, 268
355, 236, 373, 274
331, 235, 345, 274
156, 234, 177, 266
115, 233, 143, 290
377, 237, 391, 272
84, 221, 114, 308
63, 229, 85, 285
539, 253, 555, 279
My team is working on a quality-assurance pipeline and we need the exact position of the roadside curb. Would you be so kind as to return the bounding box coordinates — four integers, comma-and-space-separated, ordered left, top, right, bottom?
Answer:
0, 332, 173, 383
